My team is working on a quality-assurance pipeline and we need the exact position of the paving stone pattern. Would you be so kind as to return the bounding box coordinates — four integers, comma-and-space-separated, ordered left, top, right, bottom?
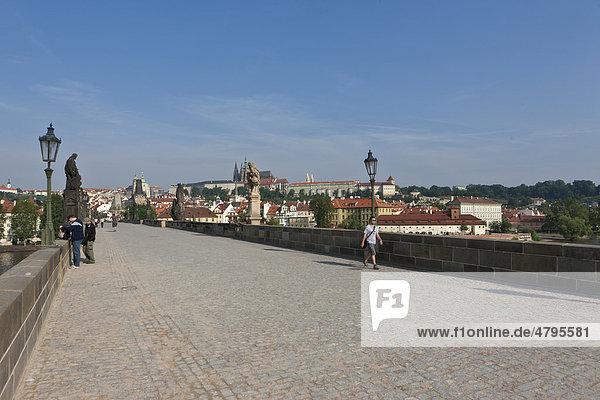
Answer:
14, 224, 600, 399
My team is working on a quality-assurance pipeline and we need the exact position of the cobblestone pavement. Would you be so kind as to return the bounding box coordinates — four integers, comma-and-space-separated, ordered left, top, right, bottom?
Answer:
14, 224, 600, 399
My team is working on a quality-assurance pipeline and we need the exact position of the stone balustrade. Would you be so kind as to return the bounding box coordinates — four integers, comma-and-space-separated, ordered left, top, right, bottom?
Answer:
0, 241, 71, 400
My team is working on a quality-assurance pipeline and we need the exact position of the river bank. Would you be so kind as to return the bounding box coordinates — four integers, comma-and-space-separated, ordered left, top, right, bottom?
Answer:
0, 246, 38, 275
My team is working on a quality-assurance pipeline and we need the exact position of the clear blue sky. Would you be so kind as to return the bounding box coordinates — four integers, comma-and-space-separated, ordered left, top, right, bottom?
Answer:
1, 0, 599, 190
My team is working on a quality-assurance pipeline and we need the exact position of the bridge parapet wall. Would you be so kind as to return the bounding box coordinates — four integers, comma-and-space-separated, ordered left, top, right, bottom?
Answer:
144, 220, 600, 295
0, 241, 71, 400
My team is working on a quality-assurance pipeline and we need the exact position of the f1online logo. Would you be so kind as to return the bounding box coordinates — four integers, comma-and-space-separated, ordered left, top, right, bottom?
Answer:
369, 280, 411, 331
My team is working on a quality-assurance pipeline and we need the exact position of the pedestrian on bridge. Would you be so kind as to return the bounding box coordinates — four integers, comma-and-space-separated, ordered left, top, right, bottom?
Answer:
60, 215, 84, 269
83, 218, 96, 264
361, 216, 383, 270
112, 217, 118, 232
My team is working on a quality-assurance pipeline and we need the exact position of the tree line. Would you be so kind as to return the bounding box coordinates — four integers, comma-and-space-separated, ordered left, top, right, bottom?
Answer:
401, 180, 599, 204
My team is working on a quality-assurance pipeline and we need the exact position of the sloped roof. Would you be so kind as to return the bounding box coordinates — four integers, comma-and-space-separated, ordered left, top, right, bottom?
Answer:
332, 198, 390, 209
449, 197, 499, 205
184, 206, 217, 218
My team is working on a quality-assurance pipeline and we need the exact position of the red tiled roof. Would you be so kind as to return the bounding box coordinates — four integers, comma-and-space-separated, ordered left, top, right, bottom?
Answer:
184, 207, 217, 218
403, 206, 441, 214
508, 215, 546, 223
266, 206, 280, 216
449, 197, 499, 205
1, 200, 15, 213
295, 203, 311, 211
157, 206, 172, 219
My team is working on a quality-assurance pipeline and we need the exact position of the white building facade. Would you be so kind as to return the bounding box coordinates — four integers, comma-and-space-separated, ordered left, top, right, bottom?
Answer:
446, 197, 502, 224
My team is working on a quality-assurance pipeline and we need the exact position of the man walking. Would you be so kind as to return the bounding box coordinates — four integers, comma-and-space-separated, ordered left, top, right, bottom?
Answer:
83, 217, 96, 264
61, 215, 84, 269
361, 216, 383, 270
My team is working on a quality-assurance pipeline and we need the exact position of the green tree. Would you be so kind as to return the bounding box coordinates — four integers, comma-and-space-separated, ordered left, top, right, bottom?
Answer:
489, 221, 512, 233
259, 188, 284, 204
11, 199, 40, 243
556, 215, 592, 241
588, 207, 600, 235
127, 204, 134, 220
338, 214, 363, 230
0, 210, 6, 239
236, 185, 247, 197
144, 205, 157, 220
571, 180, 596, 198
309, 196, 334, 228
266, 217, 280, 226
191, 186, 201, 198
430, 201, 447, 210
237, 211, 249, 223
460, 224, 469, 233
39, 194, 63, 239
127, 204, 151, 220
202, 187, 231, 201
543, 199, 590, 232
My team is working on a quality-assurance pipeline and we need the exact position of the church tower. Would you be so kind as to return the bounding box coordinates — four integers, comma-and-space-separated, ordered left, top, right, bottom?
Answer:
240, 157, 248, 182
233, 162, 239, 182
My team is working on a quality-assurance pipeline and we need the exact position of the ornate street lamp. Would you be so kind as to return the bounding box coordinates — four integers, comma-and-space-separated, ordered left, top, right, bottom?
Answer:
364, 149, 378, 219
39, 124, 61, 246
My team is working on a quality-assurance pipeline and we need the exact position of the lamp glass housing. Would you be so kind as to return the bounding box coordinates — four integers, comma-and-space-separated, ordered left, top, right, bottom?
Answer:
39, 124, 61, 163
364, 150, 378, 180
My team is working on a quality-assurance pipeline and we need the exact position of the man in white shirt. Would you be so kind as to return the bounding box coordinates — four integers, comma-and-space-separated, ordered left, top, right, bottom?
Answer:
361, 216, 383, 269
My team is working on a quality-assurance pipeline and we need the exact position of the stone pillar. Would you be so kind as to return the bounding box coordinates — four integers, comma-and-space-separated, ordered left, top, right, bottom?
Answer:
63, 188, 88, 222
248, 193, 261, 225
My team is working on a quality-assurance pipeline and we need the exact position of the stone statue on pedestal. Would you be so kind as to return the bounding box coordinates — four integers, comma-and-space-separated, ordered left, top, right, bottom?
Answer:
146, 199, 153, 220
247, 162, 260, 196
63, 153, 88, 222
246, 161, 261, 225
171, 184, 185, 221
65, 153, 82, 190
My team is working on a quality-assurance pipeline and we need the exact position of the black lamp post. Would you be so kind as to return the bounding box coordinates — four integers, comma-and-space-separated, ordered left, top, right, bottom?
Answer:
39, 124, 61, 246
364, 149, 378, 219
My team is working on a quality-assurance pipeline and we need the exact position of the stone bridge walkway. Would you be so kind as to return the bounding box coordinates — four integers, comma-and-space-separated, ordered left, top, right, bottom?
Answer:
14, 224, 600, 399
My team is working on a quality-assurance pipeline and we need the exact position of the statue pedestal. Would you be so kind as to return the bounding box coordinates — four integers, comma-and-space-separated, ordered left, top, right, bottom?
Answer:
63, 188, 88, 222
248, 193, 261, 225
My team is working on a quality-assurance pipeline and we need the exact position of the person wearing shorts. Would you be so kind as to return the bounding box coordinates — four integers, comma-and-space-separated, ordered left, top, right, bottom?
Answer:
361, 216, 383, 269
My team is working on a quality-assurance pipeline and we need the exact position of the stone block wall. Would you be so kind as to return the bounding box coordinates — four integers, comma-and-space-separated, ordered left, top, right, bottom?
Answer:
0, 242, 71, 400
144, 221, 600, 295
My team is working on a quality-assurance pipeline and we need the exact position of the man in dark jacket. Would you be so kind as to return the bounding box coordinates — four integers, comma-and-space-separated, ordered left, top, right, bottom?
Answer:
61, 215, 84, 269
83, 217, 96, 264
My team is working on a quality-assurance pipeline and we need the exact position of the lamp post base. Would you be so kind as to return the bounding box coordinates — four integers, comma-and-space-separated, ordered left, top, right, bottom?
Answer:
41, 225, 55, 246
